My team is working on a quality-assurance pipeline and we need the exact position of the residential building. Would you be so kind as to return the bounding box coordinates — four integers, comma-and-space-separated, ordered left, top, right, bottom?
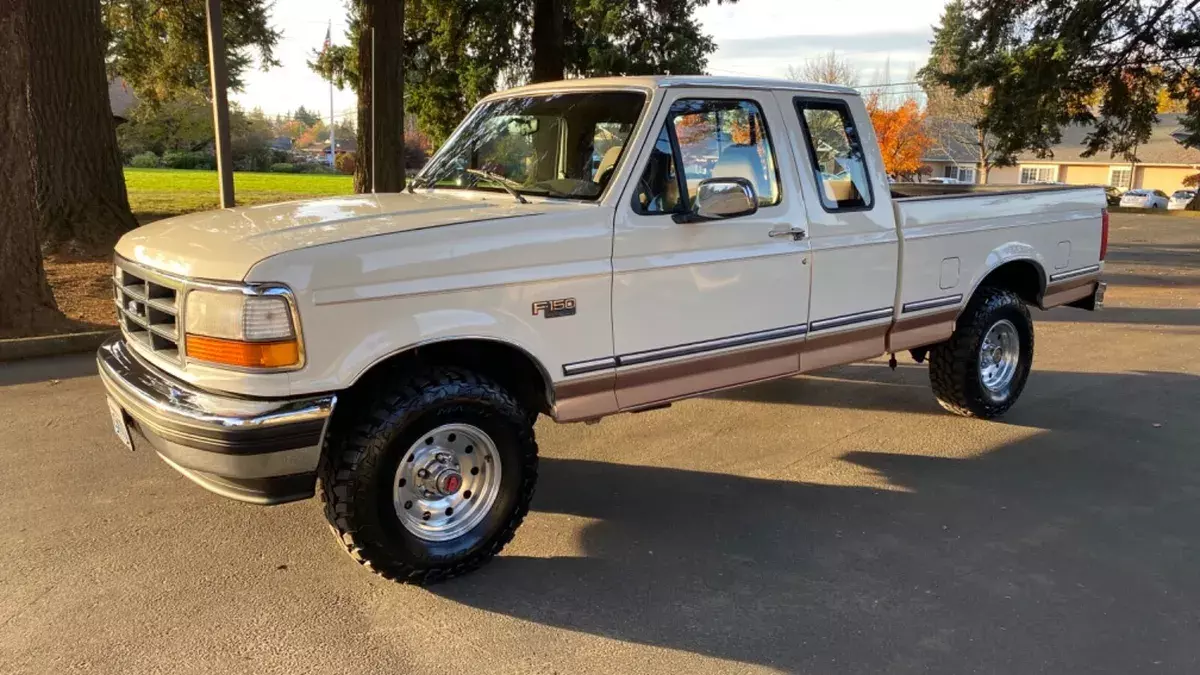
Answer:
109, 78, 136, 123
922, 114, 1199, 193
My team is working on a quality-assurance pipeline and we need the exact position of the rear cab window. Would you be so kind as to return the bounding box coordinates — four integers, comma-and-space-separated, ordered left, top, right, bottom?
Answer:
793, 98, 873, 212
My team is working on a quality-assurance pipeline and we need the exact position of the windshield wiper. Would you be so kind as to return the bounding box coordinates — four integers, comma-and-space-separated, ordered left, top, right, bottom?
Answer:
465, 169, 528, 204
406, 174, 429, 194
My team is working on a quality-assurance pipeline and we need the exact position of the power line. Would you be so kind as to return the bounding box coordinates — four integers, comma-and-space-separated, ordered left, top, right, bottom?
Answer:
855, 80, 921, 90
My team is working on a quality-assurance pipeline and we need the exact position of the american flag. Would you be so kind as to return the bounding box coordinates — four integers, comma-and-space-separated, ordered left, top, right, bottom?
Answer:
322, 23, 331, 54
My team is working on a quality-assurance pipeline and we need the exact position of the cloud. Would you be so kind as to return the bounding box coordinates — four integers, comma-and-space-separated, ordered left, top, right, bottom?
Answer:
715, 29, 933, 60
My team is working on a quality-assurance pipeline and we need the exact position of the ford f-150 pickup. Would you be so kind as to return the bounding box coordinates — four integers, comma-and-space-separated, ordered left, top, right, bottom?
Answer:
98, 76, 1107, 582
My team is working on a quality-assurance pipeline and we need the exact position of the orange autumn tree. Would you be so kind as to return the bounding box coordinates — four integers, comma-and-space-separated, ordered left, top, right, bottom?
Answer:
865, 92, 932, 179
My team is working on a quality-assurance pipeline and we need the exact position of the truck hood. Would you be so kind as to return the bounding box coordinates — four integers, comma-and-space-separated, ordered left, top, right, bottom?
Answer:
115, 191, 589, 281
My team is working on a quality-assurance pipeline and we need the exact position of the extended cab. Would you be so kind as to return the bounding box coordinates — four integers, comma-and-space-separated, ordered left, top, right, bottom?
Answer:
98, 76, 1107, 582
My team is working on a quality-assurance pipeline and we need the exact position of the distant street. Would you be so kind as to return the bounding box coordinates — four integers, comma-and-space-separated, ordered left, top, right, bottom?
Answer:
2, 212, 1198, 675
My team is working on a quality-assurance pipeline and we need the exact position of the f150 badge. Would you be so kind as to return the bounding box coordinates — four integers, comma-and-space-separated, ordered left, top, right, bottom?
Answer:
532, 298, 576, 318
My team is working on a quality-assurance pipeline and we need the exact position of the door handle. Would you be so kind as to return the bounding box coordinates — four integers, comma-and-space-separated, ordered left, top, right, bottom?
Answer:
769, 227, 807, 241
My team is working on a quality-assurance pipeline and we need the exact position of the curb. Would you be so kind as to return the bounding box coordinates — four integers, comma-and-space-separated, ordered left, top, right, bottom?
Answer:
0, 330, 116, 363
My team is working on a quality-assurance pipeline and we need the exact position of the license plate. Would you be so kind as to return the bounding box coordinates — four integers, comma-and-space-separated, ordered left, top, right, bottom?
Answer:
107, 398, 133, 451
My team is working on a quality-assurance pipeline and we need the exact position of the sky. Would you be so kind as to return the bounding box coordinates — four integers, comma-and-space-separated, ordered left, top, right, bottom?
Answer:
231, 0, 950, 120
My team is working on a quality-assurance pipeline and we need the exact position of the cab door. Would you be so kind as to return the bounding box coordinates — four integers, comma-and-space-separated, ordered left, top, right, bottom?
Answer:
774, 91, 899, 371
610, 88, 813, 409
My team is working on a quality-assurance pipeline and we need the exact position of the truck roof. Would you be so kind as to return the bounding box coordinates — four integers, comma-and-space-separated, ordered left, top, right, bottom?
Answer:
486, 75, 860, 100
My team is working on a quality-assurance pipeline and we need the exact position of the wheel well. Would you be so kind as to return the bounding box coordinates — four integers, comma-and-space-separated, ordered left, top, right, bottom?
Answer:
349, 339, 552, 417
975, 260, 1044, 306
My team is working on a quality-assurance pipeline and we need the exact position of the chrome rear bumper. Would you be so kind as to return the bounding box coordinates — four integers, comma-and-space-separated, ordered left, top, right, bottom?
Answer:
97, 336, 335, 504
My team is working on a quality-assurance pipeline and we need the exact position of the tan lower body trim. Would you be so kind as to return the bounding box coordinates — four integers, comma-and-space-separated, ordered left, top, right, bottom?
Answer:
552, 372, 618, 422
799, 323, 888, 372
1041, 273, 1100, 309
614, 336, 803, 409
551, 319, 926, 422
886, 308, 958, 352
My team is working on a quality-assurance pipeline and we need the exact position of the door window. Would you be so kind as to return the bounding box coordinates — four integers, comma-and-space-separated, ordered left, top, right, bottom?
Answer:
794, 99, 873, 210
634, 98, 781, 214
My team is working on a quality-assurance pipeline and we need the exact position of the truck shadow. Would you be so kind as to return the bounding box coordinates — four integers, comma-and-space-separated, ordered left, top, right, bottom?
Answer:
1035, 305, 1200, 326
708, 361, 1199, 427
433, 368, 1200, 672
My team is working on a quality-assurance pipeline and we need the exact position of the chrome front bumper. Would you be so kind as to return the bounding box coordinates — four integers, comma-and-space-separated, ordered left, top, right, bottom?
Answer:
97, 336, 336, 504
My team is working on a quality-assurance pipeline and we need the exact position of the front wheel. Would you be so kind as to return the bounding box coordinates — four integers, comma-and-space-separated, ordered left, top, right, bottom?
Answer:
318, 366, 538, 583
929, 287, 1034, 418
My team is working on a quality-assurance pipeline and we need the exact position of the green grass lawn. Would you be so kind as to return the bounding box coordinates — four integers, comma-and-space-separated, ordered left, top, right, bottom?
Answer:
125, 168, 353, 222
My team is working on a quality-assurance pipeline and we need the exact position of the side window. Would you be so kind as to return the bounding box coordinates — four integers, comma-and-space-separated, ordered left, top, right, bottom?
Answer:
794, 99, 873, 211
634, 98, 781, 214
635, 126, 684, 214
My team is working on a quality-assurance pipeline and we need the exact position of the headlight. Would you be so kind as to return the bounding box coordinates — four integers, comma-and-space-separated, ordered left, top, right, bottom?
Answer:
184, 289, 302, 369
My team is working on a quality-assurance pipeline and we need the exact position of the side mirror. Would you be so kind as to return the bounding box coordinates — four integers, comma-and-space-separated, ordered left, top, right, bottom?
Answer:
675, 177, 758, 223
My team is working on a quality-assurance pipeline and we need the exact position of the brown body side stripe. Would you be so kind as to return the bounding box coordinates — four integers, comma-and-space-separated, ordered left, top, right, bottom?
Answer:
1041, 272, 1101, 309
552, 269, 1101, 423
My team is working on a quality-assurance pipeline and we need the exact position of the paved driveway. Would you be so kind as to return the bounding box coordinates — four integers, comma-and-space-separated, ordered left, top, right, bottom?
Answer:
2, 213, 1198, 674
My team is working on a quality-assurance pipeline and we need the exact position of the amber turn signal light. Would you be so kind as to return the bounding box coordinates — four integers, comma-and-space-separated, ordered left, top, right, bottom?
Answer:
185, 334, 300, 368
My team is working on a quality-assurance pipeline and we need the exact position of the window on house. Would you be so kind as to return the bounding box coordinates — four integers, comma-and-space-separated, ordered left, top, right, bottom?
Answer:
944, 165, 975, 182
1109, 167, 1132, 190
1020, 166, 1057, 184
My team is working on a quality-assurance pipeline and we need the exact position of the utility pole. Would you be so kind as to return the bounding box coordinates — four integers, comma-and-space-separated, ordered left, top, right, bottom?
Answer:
328, 19, 336, 169
204, 0, 235, 207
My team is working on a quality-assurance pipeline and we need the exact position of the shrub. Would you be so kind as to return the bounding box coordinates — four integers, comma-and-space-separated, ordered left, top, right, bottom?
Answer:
335, 152, 356, 175
129, 151, 160, 169
161, 150, 215, 170
296, 162, 337, 174
269, 163, 297, 173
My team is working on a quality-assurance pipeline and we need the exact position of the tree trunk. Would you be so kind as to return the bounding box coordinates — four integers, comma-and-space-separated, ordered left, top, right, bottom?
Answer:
530, 0, 564, 83
28, 0, 137, 252
0, 0, 63, 333
355, 0, 405, 194
977, 129, 990, 184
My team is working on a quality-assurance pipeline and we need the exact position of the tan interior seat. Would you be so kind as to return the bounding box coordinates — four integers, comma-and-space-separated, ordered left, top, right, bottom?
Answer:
594, 146, 623, 181
712, 145, 775, 203
824, 178, 855, 202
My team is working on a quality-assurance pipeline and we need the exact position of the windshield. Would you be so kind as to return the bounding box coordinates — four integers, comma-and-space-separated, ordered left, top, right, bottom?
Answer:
413, 91, 647, 201
1174, 191, 1194, 198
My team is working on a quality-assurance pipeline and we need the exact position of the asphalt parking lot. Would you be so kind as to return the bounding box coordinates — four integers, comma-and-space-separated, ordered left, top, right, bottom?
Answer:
2, 212, 1198, 674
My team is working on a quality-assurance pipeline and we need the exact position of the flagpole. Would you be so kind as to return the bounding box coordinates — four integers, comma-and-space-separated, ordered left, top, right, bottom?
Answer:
328, 19, 335, 168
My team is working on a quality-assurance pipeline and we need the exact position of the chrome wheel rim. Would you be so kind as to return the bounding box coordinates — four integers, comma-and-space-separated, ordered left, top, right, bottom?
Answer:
393, 423, 501, 542
979, 319, 1020, 398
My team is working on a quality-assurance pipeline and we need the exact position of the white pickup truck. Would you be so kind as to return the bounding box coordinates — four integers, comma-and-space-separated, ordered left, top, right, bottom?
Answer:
99, 76, 1107, 582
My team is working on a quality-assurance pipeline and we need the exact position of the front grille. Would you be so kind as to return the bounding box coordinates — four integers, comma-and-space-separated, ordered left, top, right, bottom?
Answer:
113, 262, 182, 363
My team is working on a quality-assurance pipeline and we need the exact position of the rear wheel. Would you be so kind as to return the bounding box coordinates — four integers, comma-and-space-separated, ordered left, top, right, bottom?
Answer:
929, 287, 1034, 418
318, 366, 538, 583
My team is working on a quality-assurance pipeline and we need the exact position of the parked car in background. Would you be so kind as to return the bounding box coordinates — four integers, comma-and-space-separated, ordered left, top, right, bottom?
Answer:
1103, 186, 1124, 207
926, 176, 962, 184
1120, 188, 1169, 209
1168, 189, 1196, 211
